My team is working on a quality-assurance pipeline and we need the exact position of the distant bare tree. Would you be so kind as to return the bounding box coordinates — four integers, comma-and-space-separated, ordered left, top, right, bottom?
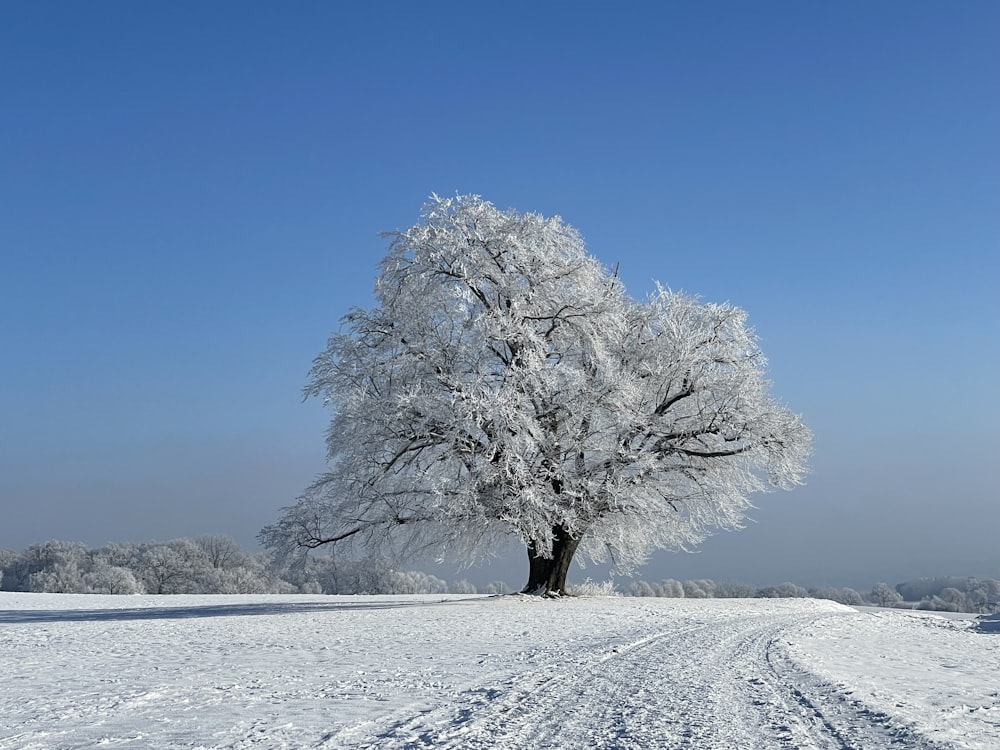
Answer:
196, 535, 247, 569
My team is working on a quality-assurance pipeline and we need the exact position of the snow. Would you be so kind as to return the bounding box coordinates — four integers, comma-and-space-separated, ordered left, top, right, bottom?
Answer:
1, 593, 998, 749
976, 613, 1000, 633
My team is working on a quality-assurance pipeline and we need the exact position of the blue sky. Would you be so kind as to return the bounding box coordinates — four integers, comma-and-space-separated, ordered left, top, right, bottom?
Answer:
2, 2, 997, 589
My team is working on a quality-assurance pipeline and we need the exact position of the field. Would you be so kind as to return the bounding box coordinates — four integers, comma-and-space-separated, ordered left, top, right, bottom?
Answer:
2, 593, 998, 749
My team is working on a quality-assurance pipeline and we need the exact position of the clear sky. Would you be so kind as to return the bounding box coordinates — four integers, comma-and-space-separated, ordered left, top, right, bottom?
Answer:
2, 1, 997, 590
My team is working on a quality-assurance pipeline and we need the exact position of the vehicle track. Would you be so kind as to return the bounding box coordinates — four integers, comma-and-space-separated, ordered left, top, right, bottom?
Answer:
332, 608, 952, 749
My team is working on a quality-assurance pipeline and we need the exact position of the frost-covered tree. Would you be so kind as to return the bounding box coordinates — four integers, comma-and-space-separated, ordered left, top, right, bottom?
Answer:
82, 562, 144, 594
656, 579, 686, 598
29, 560, 85, 593
683, 579, 717, 598
0, 549, 16, 590
5, 541, 88, 592
896, 577, 971, 602
626, 580, 657, 597
261, 195, 811, 595
938, 587, 968, 611
385, 569, 449, 595
196, 535, 248, 570
449, 579, 479, 594
92, 542, 143, 571
136, 539, 212, 594
870, 582, 903, 608
715, 581, 756, 598
757, 582, 809, 598
964, 580, 1000, 614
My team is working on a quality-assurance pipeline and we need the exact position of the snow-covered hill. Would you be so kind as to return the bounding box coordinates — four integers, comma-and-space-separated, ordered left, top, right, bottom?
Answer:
1, 593, 996, 748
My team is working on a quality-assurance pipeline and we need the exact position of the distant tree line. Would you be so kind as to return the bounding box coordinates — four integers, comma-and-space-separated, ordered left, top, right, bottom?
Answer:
622, 576, 1000, 613
0, 538, 511, 597
1, 540, 996, 612
893, 576, 1000, 613
622, 578, 867, 605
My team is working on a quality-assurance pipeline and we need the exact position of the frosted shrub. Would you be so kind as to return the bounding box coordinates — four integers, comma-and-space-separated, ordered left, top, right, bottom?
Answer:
568, 579, 619, 597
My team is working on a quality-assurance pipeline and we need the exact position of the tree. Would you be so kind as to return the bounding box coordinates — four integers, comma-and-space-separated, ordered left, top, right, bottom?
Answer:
626, 580, 656, 597
449, 579, 479, 594
136, 540, 209, 594
82, 562, 144, 594
260, 195, 811, 595
757, 582, 808, 598
29, 560, 85, 593
483, 580, 513, 595
811, 586, 863, 605
870, 582, 903, 608
683, 579, 716, 598
385, 569, 449, 595
92, 542, 143, 572
655, 579, 685, 598
196, 535, 248, 570
0, 549, 17, 590
5, 541, 88, 592
714, 581, 756, 598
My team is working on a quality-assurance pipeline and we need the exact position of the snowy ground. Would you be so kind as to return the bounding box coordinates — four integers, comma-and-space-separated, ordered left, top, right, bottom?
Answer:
1, 593, 998, 749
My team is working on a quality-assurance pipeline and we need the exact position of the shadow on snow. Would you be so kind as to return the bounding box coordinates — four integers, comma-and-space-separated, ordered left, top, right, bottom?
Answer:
0, 597, 479, 624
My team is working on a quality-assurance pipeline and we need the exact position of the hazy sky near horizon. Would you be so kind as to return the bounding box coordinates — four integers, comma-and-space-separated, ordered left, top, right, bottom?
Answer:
2, 2, 997, 590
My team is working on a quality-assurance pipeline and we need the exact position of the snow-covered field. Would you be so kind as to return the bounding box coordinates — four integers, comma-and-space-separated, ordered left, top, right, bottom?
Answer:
2, 593, 998, 749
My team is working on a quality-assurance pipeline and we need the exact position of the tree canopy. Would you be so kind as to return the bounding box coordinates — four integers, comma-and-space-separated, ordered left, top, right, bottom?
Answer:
260, 195, 812, 594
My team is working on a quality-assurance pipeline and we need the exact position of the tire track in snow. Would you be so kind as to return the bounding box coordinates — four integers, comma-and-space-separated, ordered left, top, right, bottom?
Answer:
335, 609, 951, 750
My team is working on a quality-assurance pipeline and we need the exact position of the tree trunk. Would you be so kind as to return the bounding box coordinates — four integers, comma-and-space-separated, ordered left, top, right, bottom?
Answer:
521, 526, 582, 596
